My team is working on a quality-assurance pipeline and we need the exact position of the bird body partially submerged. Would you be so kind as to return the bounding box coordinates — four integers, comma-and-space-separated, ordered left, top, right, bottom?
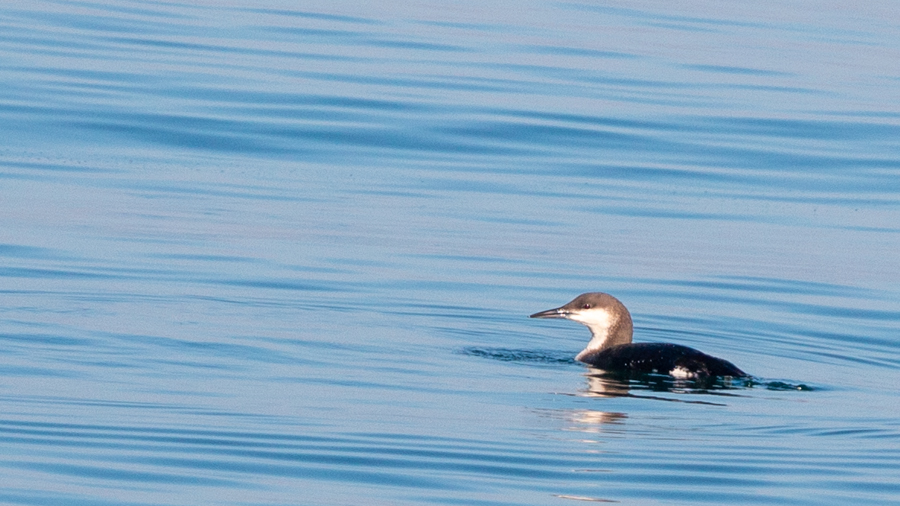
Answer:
579, 342, 745, 379
530, 292, 746, 379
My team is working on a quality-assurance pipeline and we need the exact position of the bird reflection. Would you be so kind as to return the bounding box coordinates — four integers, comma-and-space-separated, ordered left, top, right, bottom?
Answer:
567, 408, 627, 431
584, 373, 631, 398
582, 368, 747, 405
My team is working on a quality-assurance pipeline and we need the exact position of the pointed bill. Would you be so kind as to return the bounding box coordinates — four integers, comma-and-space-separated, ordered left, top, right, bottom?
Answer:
529, 307, 569, 319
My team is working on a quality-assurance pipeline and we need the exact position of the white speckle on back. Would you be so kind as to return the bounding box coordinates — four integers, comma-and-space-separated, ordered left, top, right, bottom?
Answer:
670, 366, 695, 379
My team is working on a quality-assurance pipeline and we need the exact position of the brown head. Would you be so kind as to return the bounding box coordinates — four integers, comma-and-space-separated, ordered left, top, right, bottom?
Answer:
530, 292, 634, 360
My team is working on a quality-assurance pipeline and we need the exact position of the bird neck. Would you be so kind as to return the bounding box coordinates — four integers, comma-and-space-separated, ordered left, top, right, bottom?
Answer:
575, 316, 633, 361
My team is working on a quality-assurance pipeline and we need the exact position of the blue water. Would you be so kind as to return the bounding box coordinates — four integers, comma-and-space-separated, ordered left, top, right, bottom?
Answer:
2, 1, 899, 504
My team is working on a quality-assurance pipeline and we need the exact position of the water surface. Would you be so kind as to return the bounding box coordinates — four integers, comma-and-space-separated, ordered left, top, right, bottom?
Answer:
1, 1, 899, 504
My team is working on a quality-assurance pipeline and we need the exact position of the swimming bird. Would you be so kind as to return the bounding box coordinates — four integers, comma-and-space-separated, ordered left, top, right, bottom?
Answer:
530, 292, 746, 379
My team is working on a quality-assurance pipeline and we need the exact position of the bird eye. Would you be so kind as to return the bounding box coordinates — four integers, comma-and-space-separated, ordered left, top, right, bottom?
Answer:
582, 304, 591, 309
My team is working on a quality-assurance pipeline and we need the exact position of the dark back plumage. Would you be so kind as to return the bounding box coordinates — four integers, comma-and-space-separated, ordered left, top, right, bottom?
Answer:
579, 342, 747, 378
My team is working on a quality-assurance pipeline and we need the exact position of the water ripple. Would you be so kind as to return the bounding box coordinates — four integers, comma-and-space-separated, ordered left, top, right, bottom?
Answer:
2, 1, 900, 504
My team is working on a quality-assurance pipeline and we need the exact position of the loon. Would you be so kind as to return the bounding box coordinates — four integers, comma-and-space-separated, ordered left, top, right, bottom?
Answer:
530, 292, 746, 379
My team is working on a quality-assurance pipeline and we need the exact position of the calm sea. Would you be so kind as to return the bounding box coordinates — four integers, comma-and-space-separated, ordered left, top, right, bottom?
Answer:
2, 1, 899, 504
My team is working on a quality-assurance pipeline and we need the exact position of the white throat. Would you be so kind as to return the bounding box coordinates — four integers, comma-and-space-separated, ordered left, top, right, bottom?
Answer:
569, 309, 614, 360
